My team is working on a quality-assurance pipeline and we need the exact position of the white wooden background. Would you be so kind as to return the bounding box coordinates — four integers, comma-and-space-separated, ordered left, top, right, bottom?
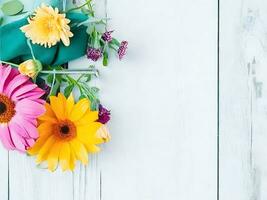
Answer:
2, 0, 267, 199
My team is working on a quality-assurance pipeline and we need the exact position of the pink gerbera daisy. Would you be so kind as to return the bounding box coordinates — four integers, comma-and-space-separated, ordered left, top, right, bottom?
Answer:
0, 64, 45, 152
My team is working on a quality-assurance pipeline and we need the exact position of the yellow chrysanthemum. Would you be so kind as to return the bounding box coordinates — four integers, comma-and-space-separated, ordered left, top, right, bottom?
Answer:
21, 4, 73, 48
28, 93, 106, 171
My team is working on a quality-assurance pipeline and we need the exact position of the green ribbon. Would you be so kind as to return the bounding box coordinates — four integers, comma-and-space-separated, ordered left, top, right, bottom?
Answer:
0, 12, 89, 67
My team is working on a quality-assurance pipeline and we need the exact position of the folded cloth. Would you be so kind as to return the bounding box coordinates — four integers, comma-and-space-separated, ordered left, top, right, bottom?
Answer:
0, 12, 89, 66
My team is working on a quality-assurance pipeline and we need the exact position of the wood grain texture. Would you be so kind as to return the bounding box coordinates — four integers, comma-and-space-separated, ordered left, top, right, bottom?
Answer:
0, 0, 219, 199
0, 146, 8, 200
99, 0, 218, 199
220, 0, 267, 199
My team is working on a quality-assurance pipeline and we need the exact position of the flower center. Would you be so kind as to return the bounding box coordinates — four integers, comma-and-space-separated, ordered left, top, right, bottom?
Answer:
0, 102, 7, 114
55, 120, 76, 141
0, 94, 16, 124
60, 125, 70, 135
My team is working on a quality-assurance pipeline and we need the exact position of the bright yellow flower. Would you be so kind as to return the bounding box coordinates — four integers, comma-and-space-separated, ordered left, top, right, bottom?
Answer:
20, 4, 73, 48
28, 93, 105, 171
18, 59, 42, 78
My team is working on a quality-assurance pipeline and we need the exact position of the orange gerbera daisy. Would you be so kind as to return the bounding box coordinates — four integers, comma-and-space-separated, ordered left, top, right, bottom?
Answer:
28, 93, 106, 171
21, 4, 73, 48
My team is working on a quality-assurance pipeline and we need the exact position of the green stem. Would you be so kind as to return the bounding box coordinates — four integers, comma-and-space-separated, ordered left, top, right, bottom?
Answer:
27, 39, 36, 60
66, 0, 92, 13
66, 75, 83, 94
49, 70, 56, 97
0, 61, 19, 67
40, 69, 98, 75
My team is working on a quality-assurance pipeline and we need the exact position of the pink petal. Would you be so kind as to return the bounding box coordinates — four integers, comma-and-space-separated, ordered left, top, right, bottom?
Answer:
11, 114, 39, 139
11, 83, 37, 101
25, 138, 35, 148
15, 87, 45, 101
15, 99, 45, 118
0, 125, 15, 150
10, 117, 30, 138
9, 123, 27, 152
5, 74, 29, 97
35, 99, 46, 105
0, 66, 11, 93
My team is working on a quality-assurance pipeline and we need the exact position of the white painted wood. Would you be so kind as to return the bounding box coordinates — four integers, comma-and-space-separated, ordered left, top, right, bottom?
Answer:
220, 0, 267, 199
0, 146, 8, 200
98, 0, 218, 199
0, 0, 219, 199
9, 152, 74, 200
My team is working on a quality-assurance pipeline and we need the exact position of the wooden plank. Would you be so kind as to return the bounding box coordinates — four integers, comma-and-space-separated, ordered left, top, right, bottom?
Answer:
99, 0, 218, 199
0, 146, 8, 200
220, 0, 267, 199
71, 0, 107, 199
69, 58, 102, 200
9, 152, 74, 200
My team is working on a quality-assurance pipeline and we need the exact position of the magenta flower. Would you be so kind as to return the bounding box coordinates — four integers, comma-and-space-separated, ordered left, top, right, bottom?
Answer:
118, 41, 128, 60
102, 31, 113, 42
97, 104, 111, 124
0, 64, 45, 152
87, 47, 102, 61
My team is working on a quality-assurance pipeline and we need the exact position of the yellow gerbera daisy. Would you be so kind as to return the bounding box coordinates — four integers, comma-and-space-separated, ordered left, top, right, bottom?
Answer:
28, 93, 105, 171
21, 4, 73, 48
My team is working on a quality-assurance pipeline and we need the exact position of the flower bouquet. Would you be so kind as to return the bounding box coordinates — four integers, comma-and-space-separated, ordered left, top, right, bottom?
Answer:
0, 0, 127, 172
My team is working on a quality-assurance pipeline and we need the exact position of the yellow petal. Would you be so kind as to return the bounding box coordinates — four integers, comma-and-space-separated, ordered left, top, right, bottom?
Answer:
37, 122, 54, 137
66, 93, 74, 117
28, 132, 53, 155
75, 111, 98, 126
59, 142, 70, 171
84, 144, 100, 153
70, 98, 89, 122
70, 139, 88, 165
50, 96, 65, 120
38, 103, 58, 123
77, 122, 103, 144
36, 135, 57, 164
47, 141, 62, 172
60, 31, 70, 46
69, 146, 76, 171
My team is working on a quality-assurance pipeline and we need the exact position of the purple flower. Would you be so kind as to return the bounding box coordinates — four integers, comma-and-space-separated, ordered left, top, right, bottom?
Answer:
97, 104, 111, 124
102, 31, 114, 42
38, 82, 51, 100
118, 41, 128, 60
87, 47, 102, 61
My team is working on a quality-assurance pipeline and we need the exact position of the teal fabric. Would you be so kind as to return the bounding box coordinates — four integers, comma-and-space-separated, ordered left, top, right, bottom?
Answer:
0, 0, 73, 26
0, 13, 89, 66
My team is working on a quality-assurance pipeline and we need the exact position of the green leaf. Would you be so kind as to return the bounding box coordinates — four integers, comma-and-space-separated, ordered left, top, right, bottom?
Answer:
0, 16, 3, 26
46, 74, 54, 85
103, 51, 109, 66
90, 98, 100, 111
110, 38, 120, 47
1, 0, 24, 16
79, 94, 87, 100
64, 84, 74, 98
90, 87, 100, 94
50, 79, 61, 97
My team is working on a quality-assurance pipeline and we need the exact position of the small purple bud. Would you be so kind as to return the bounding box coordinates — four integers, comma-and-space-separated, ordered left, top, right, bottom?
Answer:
118, 41, 128, 60
38, 82, 51, 100
87, 47, 102, 62
102, 31, 114, 42
97, 104, 111, 124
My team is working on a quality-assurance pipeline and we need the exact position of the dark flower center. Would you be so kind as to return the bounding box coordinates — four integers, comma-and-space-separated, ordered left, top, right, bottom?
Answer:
0, 94, 16, 124
0, 102, 7, 115
55, 120, 77, 141
60, 125, 70, 134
